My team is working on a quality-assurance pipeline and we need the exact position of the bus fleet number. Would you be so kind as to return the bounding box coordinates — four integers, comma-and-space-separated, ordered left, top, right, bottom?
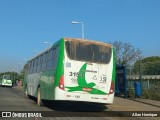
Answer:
69, 72, 84, 78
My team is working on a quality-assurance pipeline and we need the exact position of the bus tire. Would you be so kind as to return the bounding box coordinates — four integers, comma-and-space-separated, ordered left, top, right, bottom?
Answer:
24, 86, 30, 99
37, 87, 43, 106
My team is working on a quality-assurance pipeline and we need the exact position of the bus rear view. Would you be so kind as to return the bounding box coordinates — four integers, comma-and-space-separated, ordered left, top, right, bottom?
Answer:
57, 38, 116, 104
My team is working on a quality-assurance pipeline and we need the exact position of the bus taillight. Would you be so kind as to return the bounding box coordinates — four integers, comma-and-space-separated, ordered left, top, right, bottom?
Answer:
109, 81, 114, 94
59, 75, 64, 90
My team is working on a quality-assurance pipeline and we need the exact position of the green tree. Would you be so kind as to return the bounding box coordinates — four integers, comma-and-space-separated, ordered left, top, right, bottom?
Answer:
134, 56, 160, 75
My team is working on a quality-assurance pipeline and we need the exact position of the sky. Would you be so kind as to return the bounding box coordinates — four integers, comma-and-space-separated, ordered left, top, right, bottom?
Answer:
0, 0, 160, 72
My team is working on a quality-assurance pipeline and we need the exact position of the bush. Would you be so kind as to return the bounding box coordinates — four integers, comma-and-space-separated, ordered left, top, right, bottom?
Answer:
128, 86, 135, 98
142, 87, 160, 101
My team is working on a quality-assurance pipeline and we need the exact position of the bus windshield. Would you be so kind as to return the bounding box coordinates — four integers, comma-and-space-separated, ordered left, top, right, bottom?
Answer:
65, 41, 112, 64
4, 76, 11, 80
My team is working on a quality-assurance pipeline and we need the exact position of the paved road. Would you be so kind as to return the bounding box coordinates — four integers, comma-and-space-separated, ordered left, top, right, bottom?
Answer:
0, 86, 117, 120
0, 86, 158, 120
0, 86, 52, 111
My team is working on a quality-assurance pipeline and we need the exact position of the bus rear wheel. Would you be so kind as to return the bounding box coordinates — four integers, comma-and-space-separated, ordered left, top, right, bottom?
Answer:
37, 87, 43, 106
24, 86, 30, 99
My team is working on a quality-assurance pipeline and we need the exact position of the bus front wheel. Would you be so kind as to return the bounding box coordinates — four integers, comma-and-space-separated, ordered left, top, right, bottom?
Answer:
37, 87, 43, 106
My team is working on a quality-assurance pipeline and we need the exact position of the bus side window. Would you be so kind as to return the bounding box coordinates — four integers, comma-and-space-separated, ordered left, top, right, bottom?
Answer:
35, 58, 38, 73
29, 60, 33, 74
41, 53, 47, 71
37, 55, 42, 72
47, 49, 54, 70
40, 55, 43, 71
51, 49, 55, 69
46, 51, 50, 70
33, 58, 37, 73
50, 49, 54, 68
53, 46, 59, 69
31, 59, 35, 74
28, 62, 31, 74
30, 61, 33, 74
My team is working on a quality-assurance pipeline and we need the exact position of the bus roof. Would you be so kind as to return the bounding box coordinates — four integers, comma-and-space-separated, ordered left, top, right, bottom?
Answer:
64, 38, 112, 48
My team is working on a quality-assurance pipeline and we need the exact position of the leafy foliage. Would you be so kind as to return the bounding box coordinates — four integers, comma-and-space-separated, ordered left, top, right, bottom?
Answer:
134, 56, 160, 75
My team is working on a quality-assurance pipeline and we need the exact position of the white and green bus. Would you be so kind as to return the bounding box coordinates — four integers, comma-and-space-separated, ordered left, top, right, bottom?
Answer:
23, 38, 116, 106
1, 75, 13, 87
